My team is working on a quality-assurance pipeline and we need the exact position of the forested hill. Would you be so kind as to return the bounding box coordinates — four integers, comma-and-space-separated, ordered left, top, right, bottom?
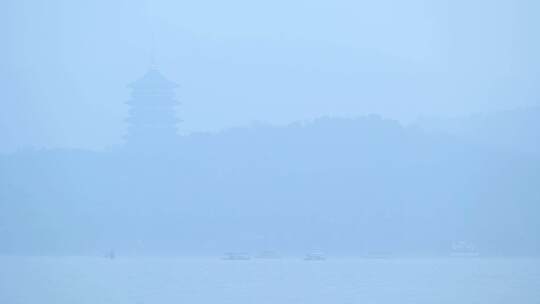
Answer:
1, 112, 539, 256
414, 106, 540, 157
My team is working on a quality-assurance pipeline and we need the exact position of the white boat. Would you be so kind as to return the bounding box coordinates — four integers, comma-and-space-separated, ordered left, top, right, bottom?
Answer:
304, 251, 326, 261
222, 252, 251, 260
255, 251, 281, 259
450, 241, 480, 257
363, 251, 393, 259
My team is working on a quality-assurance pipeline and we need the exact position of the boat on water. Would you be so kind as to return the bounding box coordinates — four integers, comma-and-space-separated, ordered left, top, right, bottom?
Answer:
255, 251, 281, 259
222, 252, 251, 260
450, 241, 480, 257
104, 250, 116, 260
304, 251, 326, 261
363, 251, 393, 259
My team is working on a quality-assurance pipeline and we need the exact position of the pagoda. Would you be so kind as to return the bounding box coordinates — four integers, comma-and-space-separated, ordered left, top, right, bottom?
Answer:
125, 68, 180, 149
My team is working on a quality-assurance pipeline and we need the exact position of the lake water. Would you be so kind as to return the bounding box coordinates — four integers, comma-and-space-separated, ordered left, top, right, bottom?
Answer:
0, 257, 539, 304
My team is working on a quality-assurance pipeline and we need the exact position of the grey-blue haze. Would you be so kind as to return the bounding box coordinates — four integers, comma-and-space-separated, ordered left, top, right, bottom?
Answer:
1, 0, 539, 151
1, 1, 539, 303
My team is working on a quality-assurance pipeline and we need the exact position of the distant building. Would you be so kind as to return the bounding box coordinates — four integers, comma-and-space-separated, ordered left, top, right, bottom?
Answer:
125, 68, 180, 150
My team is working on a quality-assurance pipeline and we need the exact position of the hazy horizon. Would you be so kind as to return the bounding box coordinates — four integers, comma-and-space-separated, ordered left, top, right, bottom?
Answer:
2, 0, 540, 152
2, 1, 540, 303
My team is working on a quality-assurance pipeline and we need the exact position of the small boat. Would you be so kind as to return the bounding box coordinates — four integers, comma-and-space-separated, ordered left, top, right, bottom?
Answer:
222, 252, 251, 260
450, 241, 480, 257
304, 251, 326, 261
255, 251, 281, 259
104, 250, 116, 260
363, 251, 393, 259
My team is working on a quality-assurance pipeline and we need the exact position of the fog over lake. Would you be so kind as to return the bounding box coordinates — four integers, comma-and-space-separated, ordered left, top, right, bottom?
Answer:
1, 0, 539, 303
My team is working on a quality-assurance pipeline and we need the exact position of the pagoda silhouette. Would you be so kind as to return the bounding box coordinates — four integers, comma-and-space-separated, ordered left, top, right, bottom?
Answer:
125, 68, 180, 150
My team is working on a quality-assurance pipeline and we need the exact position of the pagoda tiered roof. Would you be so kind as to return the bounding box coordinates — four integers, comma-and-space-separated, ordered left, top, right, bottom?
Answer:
129, 68, 179, 90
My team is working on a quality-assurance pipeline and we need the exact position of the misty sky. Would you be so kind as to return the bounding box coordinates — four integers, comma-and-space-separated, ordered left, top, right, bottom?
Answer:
1, 0, 539, 151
